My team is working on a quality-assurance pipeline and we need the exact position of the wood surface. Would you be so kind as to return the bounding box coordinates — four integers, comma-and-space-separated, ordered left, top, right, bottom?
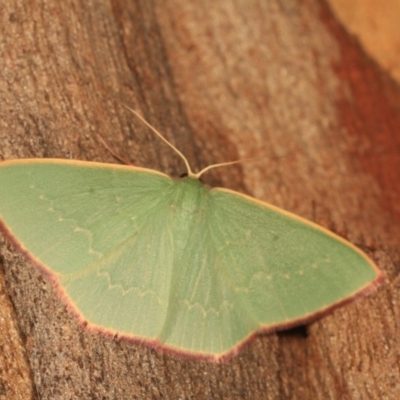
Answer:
329, 0, 400, 82
0, 0, 399, 399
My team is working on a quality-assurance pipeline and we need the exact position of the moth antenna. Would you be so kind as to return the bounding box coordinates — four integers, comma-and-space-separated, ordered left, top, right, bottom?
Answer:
97, 135, 134, 166
194, 156, 262, 179
123, 105, 194, 177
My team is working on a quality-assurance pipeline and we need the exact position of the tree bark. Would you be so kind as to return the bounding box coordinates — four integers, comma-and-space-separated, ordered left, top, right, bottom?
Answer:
0, 0, 399, 399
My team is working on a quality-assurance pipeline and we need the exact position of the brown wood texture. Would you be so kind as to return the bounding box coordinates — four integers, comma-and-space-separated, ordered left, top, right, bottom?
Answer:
0, 0, 399, 399
329, 0, 400, 82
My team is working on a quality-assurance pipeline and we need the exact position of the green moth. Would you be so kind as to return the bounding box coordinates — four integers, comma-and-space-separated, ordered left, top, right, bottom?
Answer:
0, 113, 383, 361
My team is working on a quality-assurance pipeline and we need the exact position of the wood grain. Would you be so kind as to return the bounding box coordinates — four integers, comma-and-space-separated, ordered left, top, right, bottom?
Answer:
329, 0, 400, 82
